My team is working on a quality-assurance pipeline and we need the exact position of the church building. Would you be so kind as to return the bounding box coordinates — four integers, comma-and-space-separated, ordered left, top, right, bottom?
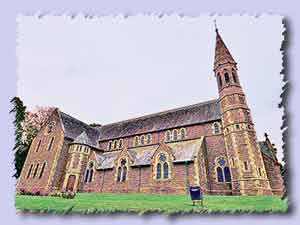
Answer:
16, 28, 284, 196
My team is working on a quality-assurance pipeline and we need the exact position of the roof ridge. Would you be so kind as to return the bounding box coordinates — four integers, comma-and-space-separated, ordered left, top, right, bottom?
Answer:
101, 99, 219, 128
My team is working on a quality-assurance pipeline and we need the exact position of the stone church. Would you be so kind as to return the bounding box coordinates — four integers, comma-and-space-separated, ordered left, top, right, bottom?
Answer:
16, 28, 284, 196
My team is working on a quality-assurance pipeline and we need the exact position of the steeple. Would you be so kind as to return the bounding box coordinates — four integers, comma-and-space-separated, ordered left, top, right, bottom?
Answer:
214, 26, 236, 71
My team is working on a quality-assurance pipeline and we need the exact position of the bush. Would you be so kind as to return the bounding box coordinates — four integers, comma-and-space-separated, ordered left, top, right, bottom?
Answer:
61, 192, 76, 199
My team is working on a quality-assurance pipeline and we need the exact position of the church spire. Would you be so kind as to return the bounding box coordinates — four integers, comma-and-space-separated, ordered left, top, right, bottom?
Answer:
214, 24, 236, 71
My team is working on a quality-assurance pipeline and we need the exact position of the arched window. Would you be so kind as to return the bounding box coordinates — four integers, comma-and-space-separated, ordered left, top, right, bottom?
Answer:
163, 162, 169, 179
224, 167, 231, 182
118, 139, 123, 148
224, 73, 230, 83
38, 162, 46, 179
33, 163, 39, 178
36, 140, 41, 152
146, 134, 152, 144
232, 71, 237, 83
84, 170, 90, 183
113, 140, 118, 149
166, 130, 171, 142
117, 159, 128, 182
216, 158, 231, 183
84, 161, 94, 183
122, 166, 127, 182
218, 73, 222, 87
27, 164, 34, 179
117, 166, 122, 182
140, 135, 145, 145
155, 153, 170, 180
48, 137, 54, 151
180, 128, 186, 139
134, 136, 139, 146
108, 141, 112, 150
173, 129, 178, 141
156, 163, 161, 179
213, 122, 221, 134
217, 167, 224, 182
244, 161, 249, 171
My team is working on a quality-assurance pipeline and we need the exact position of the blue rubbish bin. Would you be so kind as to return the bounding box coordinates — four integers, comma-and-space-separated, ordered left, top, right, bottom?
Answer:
189, 186, 203, 206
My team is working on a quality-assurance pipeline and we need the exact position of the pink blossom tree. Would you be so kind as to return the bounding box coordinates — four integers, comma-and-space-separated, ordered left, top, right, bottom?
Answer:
22, 106, 55, 145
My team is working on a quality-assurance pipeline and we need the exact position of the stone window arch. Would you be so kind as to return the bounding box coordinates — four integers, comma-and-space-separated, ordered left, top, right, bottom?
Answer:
155, 153, 170, 180
32, 163, 40, 178
217, 73, 222, 87
165, 130, 172, 142
140, 135, 145, 145
134, 136, 139, 147
38, 161, 47, 179
116, 159, 128, 182
108, 141, 112, 150
212, 122, 221, 134
224, 72, 230, 83
47, 137, 55, 151
146, 134, 152, 144
232, 69, 238, 83
215, 157, 231, 183
180, 128, 187, 139
84, 161, 95, 183
113, 140, 118, 149
173, 129, 178, 141
27, 163, 34, 179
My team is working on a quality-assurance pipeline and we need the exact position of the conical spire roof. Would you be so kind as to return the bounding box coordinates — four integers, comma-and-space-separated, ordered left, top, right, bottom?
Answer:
214, 28, 236, 70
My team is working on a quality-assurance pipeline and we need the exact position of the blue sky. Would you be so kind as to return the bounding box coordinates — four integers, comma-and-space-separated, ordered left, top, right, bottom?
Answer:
17, 14, 284, 161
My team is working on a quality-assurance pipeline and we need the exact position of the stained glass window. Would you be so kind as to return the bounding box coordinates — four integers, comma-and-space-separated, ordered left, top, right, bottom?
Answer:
156, 163, 161, 179
224, 167, 231, 182
217, 167, 224, 182
163, 162, 169, 179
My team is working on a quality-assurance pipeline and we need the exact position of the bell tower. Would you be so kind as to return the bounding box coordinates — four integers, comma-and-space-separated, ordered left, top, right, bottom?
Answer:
213, 25, 272, 195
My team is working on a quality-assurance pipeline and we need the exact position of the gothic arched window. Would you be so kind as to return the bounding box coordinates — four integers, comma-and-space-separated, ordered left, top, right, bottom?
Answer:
213, 122, 221, 134
163, 162, 169, 179
173, 129, 178, 141
27, 164, 34, 179
108, 141, 112, 150
180, 128, 187, 139
113, 140, 118, 149
84, 161, 95, 183
38, 162, 46, 179
140, 135, 145, 145
134, 136, 139, 147
33, 163, 39, 178
156, 163, 162, 179
224, 166, 231, 182
47, 137, 55, 151
166, 130, 171, 142
232, 71, 237, 83
224, 72, 230, 83
117, 159, 128, 182
218, 73, 222, 87
155, 153, 170, 180
118, 139, 123, 148
217, 167, 224, 182
146, 134, 152, 144
216, 157, 231, 183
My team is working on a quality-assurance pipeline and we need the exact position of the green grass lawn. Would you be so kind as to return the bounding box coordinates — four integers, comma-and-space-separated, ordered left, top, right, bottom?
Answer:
15, 192, 288, 215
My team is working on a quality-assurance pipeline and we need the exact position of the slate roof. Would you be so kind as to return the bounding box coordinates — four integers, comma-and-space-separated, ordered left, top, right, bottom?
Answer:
98, 99, 221, 141
95, 151, 120, 169
167, 137, 204, 163
258, 141, 275, 160
95, 138, 204, 169
58, 111, 100, 148
128, 145, 160, 166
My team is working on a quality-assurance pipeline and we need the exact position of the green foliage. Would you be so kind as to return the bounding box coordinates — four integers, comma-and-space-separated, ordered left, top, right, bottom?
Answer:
15, 193, 288, 215
10, 97, 29, 178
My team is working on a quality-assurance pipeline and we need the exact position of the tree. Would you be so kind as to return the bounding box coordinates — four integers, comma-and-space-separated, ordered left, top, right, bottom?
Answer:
22, 106, 55, 145
10, 97, 28, 178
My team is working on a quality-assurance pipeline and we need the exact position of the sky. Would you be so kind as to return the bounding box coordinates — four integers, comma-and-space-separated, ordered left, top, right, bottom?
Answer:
17, 14, 284, 161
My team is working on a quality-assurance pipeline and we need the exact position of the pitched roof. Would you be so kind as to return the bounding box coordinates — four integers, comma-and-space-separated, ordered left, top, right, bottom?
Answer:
58, 111, 100, 147
95, 151, 120, 169
95, 137, 204, 169
167, 137, 204, 163
128, 145, 160, 166
98, 99, 221, 141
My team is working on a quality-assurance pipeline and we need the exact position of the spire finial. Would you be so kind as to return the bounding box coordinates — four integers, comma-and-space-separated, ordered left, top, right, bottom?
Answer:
214, 19, 218, 33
